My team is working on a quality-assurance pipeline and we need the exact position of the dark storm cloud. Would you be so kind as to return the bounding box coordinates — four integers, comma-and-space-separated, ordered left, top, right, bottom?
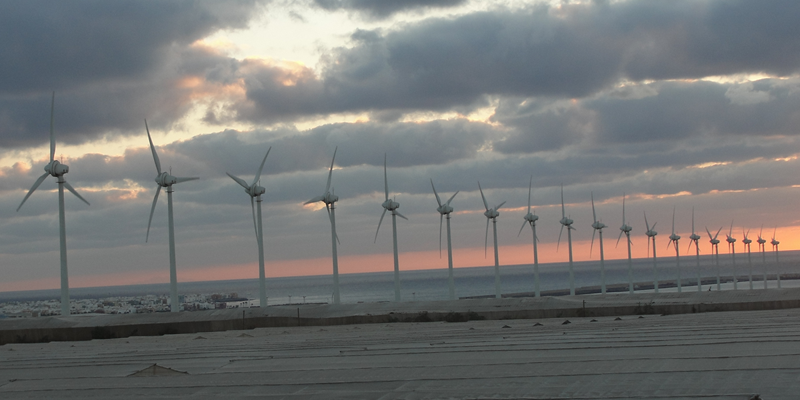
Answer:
236, 0, 800, 122
493, 79, 800, 155
0, 0, 262, 149
312, 0, 467, 20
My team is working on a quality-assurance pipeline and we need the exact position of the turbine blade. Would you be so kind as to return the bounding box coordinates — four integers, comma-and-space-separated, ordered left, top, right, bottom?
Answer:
714, 227, 722, 240
439, 214, 443, 257
445, 191, 458, 206
687, 240, 693, 253
591, 192, 597, 223
706, 226, 712, 240
729, 219, 734, 236
304, 195, 325, 205
560, 184, 565, 218
647, 235, 651, 257
49, 92, 56, 162
226, 172, 250, 189
644, 211, 650, 231
62, 180, 90, 206
590, 228, 596, 257
431, 179, 442, 207
325, 146, 337, 194
527, 175, 532, 215
252, 147, 271, 186
395, 211, 408, 220
478, 181, 489, 211
374, 208, 387, 243
691, 207, 695, 234
383, 153, 389, 201
17, 172, 50, 212
328, 204, 340, 245
251, 196, 258, 239
616, 230, 624, 248
174, 177, 199, 183
518, 220, 527, 237
557, 224, 564, 252
495, 201, 506, 211
652, 222, 657, 230
484, 217, 489, 257
146, 186, 161, 243
145, 119, 162, 175
621, 192, 626, 225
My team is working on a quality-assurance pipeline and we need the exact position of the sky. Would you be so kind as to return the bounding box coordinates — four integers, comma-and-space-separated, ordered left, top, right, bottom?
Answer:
2, 0, 800, 293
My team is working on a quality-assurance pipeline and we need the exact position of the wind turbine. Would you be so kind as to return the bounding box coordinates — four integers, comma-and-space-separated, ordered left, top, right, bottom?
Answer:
687, 208, 702, 292
644, 212, 659, 293
16, 92, 90, 317
374, 154, 408, 302
589, 192, 607, 294
227, 147, 271, 308
706, 226, 722, 290
757, 226, 768, 289
742, 228, 753, 290
666, 207, 682, 293
725, 221, 738, 290
615, 193, 634, 294
518, 176, 540, 297
557, 185, 576, 295
431, 179, 458, 301
771, 227, 781, 288
305, 147, 342, 304
145, 120, 199, 312
479, 182, 506, 299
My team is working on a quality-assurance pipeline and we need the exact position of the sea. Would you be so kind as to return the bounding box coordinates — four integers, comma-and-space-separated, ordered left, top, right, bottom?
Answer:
2, 250, 799, 305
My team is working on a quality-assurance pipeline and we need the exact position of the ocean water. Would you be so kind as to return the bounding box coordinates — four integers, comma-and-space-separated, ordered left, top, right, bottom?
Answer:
2, 250, 799, 305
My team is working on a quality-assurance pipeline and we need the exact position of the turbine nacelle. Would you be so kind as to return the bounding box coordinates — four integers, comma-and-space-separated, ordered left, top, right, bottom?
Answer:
689, 233, 701, 241
710, 239, 720, 245
484, 208, 500, 219
669, 233, 680, 241
771, 238, 780, 246
592, 221, 606, 230
757, 237, 767, 245
743, 238, 752, 245
646, 229, 657, 237
245, 184, 266, 197
437, 204, 454, 215
726, 236, 736, 244
559, 216, 574, 226
523, 212, 538, 224
44, 160, 69, 177
620, 223, 632, 233
155, 172, 179, 187
382, 198, 400, 211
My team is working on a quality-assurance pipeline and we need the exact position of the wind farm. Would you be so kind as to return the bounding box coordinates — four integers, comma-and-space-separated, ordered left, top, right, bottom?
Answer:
5, 2, 800, 398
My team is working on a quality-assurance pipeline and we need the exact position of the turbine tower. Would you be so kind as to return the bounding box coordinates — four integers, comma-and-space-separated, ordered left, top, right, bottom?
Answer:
145, 120, 199, 312
706, 226, 722, 290
742, 229, 753, 290
431, 179, 459, 301
557, 185, 576, 295
771, 227, 781, 288
16, 92, 90, 317
479, 182, 506, 299
615, 193, 634, 294
227, 147, 271, 308
687, 208, 702, 292
305, 147, 342, 304
725, 221, 737, 290
375, 154, 408, 302
518, 176, 540, 297
757, 226, 767, 289
666, 207, 682, 293
589, 192, 607, 294
644, 212, 659, 293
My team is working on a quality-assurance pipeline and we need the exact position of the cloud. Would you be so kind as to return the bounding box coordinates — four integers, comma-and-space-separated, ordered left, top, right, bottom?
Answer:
312, 0, 467, 20
0, 0, 262, 150
494, 79, 800, 154
230, 0, 800, 122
